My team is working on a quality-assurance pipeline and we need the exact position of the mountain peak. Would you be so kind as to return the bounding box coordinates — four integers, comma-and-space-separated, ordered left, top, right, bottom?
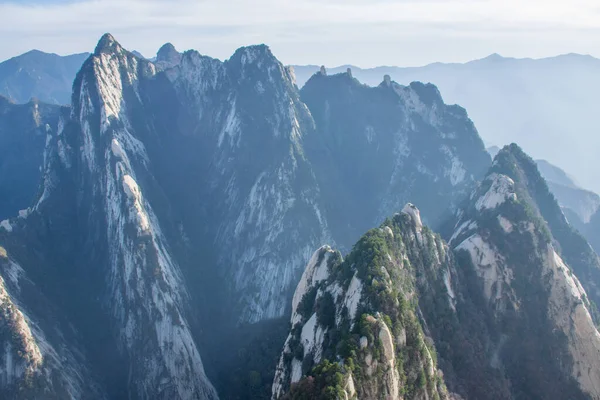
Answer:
482, 52, 504, 61
94, 33, 122, 55
229, 44, 277, 67
156, 43, 179, 61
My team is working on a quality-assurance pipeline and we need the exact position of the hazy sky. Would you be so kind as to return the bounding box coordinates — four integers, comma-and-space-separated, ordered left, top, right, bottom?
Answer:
1, 0, 600, 67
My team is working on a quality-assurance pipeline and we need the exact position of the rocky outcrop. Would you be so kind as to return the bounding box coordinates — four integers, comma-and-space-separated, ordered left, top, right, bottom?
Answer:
275, 145, 600, 400
0, 51, 89, 105
0, 248, 105, 399
272, 206, 458, 400
449, 144, 600, 399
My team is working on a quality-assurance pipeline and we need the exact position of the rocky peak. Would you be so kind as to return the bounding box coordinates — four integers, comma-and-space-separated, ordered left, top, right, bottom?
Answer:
155, 42, 182, 69
94, 33, 123, 56
272, 212, 457, 399
449, 143, 600, 399
228, 44, 276, 68
26, 34, 218, 399
489, 144, 600, 309
225, 44, 298, 91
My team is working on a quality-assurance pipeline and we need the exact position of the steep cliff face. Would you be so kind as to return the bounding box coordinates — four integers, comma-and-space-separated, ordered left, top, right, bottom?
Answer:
160, 44, 330, 322
0, 51, 89, 105
273, 205, 459, 400
0, 247, 105, 399
0, 38, 493, 328
6, 33, 600, 400
449, 144, 600, 399
0, 96, 61, 221
301, 70, 491, 248
274, 144, 600, 400
0, 34, 218, 399
0, 33, 333, 397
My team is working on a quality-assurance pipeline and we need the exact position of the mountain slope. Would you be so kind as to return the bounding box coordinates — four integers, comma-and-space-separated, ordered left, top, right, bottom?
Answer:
0, 34, 219, 399
274, 144, 600, 400
0, 246, 106, 399
272, 206, 458, 400
301, 69, 490, 248
489, 147, 600, 256
449, 144, 600, 399
0, 96, 60, 221
0, 51, 89, 105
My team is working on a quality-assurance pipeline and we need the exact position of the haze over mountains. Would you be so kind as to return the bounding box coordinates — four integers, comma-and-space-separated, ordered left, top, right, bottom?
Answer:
294, 54, 600, 194
0, 51, 89, 105
0, 34, 600, 400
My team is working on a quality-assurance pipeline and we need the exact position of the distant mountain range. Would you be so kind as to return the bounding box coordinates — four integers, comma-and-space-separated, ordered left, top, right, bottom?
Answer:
0, 50, 89, 104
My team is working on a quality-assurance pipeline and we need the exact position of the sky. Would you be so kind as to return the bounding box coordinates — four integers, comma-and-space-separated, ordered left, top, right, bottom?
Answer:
1, 0, 600, 67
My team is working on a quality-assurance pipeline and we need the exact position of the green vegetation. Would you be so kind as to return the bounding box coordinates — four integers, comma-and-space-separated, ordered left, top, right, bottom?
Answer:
283, 360, 346, 400
281, 214, 447, 399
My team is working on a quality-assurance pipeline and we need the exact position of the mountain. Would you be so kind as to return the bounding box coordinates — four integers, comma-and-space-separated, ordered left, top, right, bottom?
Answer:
448, 144, 600, 399
0, 246, 107, 399
489, 147, 600, 249
0, 96, 61, 221
274, 144, 600, 400
154, 43, 182, 70
293, 54, 600, 193
0, 34, 220, 399
536, 159, 581, 188
2, 33, 599, 399
0, 33, 492, 398
530, 158, 599, 227
301, 69, 490, 248
272, 206, 462, 400
0, 51, 89, 105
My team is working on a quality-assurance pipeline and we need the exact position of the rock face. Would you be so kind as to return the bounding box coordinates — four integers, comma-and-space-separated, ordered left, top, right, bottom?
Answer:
449, 144, 600, 399
0, 32, 335, 397
0, 50, 89, 105
0, 34, 219, 399
5, 33, 600, 400
0, 34, 491, 330
301, 72, 490, 248
272, 207, 460, 400
0, 248, 106, 399
274, 145, 600, 400
0, 96, 61, 221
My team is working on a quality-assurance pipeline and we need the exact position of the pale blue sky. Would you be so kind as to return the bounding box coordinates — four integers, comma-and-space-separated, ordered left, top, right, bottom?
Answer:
1, 0, 600, 66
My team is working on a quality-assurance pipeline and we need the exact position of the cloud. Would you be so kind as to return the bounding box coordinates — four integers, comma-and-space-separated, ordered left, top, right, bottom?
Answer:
0, 0, 599, 66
